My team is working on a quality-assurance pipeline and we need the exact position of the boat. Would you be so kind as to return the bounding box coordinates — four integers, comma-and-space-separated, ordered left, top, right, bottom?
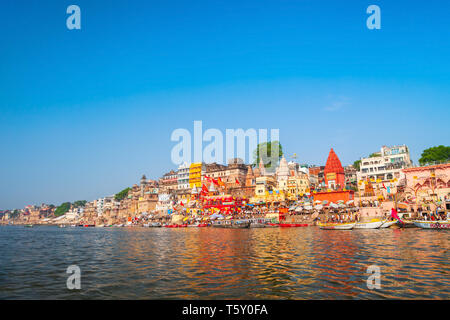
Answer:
149, 222, 161, 227
83, 224, 95, 227
278, 223, 308, 227
96, 224, 105, 228
212, 220, 250, 228
354, 219, 385, 229
318, 222, 356, 230
413, 220, 450, 229
58, 224, 66, 228
24, 224, 33, 228
379, 220, 398, 228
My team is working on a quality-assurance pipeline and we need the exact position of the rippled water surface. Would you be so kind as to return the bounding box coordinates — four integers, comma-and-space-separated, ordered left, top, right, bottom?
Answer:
0, 226, 448, 299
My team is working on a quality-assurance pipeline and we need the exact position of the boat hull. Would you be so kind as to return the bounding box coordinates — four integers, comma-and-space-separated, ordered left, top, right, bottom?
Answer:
413, 220, 450, 229
279, 223, 308, 227
318, 222, 356, 230
212, 222, 251, 228
380, 220, 398, 228
354, 220, 384, 229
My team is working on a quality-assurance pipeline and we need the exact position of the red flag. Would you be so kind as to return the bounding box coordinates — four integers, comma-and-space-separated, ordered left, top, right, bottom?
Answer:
382, 183, 387, 190
218, 177, 225, 186
180, 201, 184, 206
212, 178, 219, 186
235, 178, 240, 185
391, 208, 403, 223
202, 184, 209, 193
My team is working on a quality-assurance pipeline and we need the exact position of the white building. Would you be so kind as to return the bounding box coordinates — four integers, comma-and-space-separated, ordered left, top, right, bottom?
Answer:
177, 162, 190, 190
357, 145, 413, 190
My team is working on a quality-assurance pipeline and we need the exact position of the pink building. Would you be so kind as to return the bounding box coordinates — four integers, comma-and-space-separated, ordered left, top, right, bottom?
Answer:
402, 163, 450, 203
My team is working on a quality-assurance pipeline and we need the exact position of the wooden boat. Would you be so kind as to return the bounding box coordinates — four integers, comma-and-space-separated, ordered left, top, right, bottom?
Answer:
149, 222, 161, 227
413, 220, 450, 229
187, 223, 209, 227
279, 223, 308, 227
83, 224, 95, 227
212, 220, 250, 228
354, 219, 385, 229
24, 224, 33, 228
379, 220, 398, 228
318, 222, 356, 230
398, 220, 417, 228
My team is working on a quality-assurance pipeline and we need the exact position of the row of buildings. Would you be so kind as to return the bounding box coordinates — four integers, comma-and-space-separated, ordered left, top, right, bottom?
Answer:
2, 145, 449, 224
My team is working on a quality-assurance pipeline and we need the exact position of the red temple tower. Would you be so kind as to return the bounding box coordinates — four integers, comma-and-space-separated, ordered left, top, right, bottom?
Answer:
324, 148, 345, 190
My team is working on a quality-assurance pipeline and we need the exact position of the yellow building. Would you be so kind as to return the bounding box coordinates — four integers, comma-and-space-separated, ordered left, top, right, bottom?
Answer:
286, 174, 310, 200
189, 162, 205, 188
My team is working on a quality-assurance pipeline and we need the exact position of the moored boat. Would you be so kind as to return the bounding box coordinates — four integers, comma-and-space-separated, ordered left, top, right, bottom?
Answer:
354, 219, 385, 229
24, 224, 33, 228
318, 222, 356, 230
413, 220, 450, 229
279, 223, 308, 227
380, 220, 398, 228
212, 220, 250, 228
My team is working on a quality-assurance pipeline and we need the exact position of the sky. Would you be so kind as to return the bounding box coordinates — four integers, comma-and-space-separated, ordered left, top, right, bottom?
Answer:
1, 0, 449, 209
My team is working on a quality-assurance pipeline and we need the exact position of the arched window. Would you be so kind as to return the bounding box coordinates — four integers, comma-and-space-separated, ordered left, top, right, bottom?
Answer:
387, 173, 393, 180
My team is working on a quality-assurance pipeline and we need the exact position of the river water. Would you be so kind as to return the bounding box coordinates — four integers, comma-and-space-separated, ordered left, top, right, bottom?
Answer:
0, 225, 448, 299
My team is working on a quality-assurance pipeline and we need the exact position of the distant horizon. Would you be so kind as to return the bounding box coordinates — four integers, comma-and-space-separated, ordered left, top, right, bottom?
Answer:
1, 0, 449, 209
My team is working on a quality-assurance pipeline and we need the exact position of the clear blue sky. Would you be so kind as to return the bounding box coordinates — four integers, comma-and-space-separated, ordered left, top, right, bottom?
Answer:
1, 0, 449, 209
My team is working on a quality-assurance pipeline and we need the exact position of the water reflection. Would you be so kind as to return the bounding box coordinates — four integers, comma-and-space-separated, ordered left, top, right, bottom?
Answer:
0, 226, 448, 299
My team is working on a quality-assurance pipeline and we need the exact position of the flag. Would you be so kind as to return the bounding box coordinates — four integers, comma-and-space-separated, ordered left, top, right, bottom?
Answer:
235, 178, 240, 185
202, 184, 209, 193
212, 178, 219, 186
391, 208, 403, 223
382, 183, 387, 190
180, 201, 184, 206
218, 177, 225, 186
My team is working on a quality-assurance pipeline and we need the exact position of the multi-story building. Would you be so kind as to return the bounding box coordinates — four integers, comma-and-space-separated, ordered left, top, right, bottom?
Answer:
357, 145, 413, 193
159, 170, 179, 191
344, 165, 358, 190
189, 162, 206, 188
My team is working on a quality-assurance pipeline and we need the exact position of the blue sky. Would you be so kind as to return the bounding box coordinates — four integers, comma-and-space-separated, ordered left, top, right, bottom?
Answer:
1, 0, 449, 209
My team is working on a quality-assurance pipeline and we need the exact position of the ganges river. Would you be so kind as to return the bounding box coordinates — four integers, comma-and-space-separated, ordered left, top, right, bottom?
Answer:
0, 225, 448, 299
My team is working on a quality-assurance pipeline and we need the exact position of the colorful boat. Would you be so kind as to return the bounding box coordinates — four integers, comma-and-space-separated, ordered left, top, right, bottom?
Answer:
380, 220, 398, 228
318, 222, 356, 230
24, 224, 33, 228
354, 219, 385, 229
413, 220, 450, 229
278, 223, 308, 227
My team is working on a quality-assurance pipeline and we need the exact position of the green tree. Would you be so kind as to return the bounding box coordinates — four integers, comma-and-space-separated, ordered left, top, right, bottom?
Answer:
369, 153, 380, 158
419, 145, 450, 165
54, 202, 71, 217
252, 141, 283, 170
353, 160, 361, 171
115, 187, 131, 201
73, 200, 87, 208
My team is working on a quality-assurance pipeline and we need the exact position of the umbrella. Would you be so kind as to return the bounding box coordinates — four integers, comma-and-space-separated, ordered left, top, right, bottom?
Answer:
346, 200, 354, 205
295, 207, 303, 212
322, 200, 329, 204
314, 205, 323, 210
314, 200, 322, 204
329, 203, 339, 208
304, 205, 313, 210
